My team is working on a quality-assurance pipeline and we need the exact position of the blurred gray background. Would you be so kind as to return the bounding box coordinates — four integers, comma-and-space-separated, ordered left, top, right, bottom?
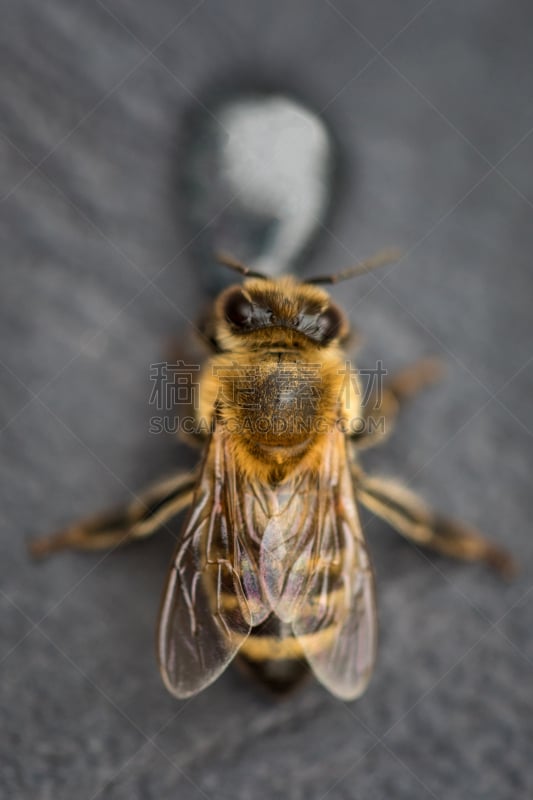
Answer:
1, 2, 532, 798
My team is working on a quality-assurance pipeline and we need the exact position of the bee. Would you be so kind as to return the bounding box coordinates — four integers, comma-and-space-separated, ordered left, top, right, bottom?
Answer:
30, 251, 514, 700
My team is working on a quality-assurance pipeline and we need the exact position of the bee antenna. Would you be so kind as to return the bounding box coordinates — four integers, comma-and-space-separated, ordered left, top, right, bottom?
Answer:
307, 247, 402, 285
216, 252, 270, 280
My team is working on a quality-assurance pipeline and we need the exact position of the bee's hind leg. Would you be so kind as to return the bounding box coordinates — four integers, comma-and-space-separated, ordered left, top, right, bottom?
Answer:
351, 357, 443, 449
353, 468, 516, 578
29, 470, 197, 559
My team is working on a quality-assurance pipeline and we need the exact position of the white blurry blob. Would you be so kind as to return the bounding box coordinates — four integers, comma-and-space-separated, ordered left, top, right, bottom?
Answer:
219, 96, 333, 275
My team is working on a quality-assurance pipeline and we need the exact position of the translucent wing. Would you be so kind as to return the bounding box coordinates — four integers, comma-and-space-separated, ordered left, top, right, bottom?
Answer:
158, 424, 376, 700
157, 428, 267, 698
261, 430, 377, 701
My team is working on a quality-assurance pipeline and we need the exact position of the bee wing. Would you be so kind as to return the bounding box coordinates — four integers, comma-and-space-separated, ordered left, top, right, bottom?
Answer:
293, 435, 376, 700
261, 430, 377, 701
157, 428, 265, 699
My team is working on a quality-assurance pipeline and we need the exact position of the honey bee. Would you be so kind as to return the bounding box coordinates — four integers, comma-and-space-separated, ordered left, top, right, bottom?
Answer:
30, 251, 514, 700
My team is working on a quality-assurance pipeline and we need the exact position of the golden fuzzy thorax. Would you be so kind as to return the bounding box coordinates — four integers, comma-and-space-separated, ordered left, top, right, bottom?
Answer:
197, 277, 361, 483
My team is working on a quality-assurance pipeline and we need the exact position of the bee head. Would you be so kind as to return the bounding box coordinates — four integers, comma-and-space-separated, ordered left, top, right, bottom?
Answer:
212, 248, 399, 349
217, 277, 348, 347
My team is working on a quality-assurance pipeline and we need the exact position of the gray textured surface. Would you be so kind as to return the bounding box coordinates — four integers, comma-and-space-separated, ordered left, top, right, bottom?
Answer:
1, 2, 533, 798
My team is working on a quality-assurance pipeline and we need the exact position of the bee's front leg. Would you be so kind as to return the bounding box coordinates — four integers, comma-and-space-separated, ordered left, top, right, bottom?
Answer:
353, 468, 516, 578
29, 470, 197, 559
351, 356, 443, 449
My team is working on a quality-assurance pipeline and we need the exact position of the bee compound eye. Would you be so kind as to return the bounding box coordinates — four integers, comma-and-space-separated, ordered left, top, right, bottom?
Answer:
224, 289, 254, 328
316, 306, 343, 342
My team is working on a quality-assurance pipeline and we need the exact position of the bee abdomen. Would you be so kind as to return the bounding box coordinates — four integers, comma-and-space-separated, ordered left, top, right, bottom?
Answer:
236, 614, 309, 695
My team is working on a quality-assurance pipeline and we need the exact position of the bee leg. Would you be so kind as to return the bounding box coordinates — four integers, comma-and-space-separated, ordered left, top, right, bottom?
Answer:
28, 471, 197, 559
354, 470, 516, 578
351, 357, 444, 449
